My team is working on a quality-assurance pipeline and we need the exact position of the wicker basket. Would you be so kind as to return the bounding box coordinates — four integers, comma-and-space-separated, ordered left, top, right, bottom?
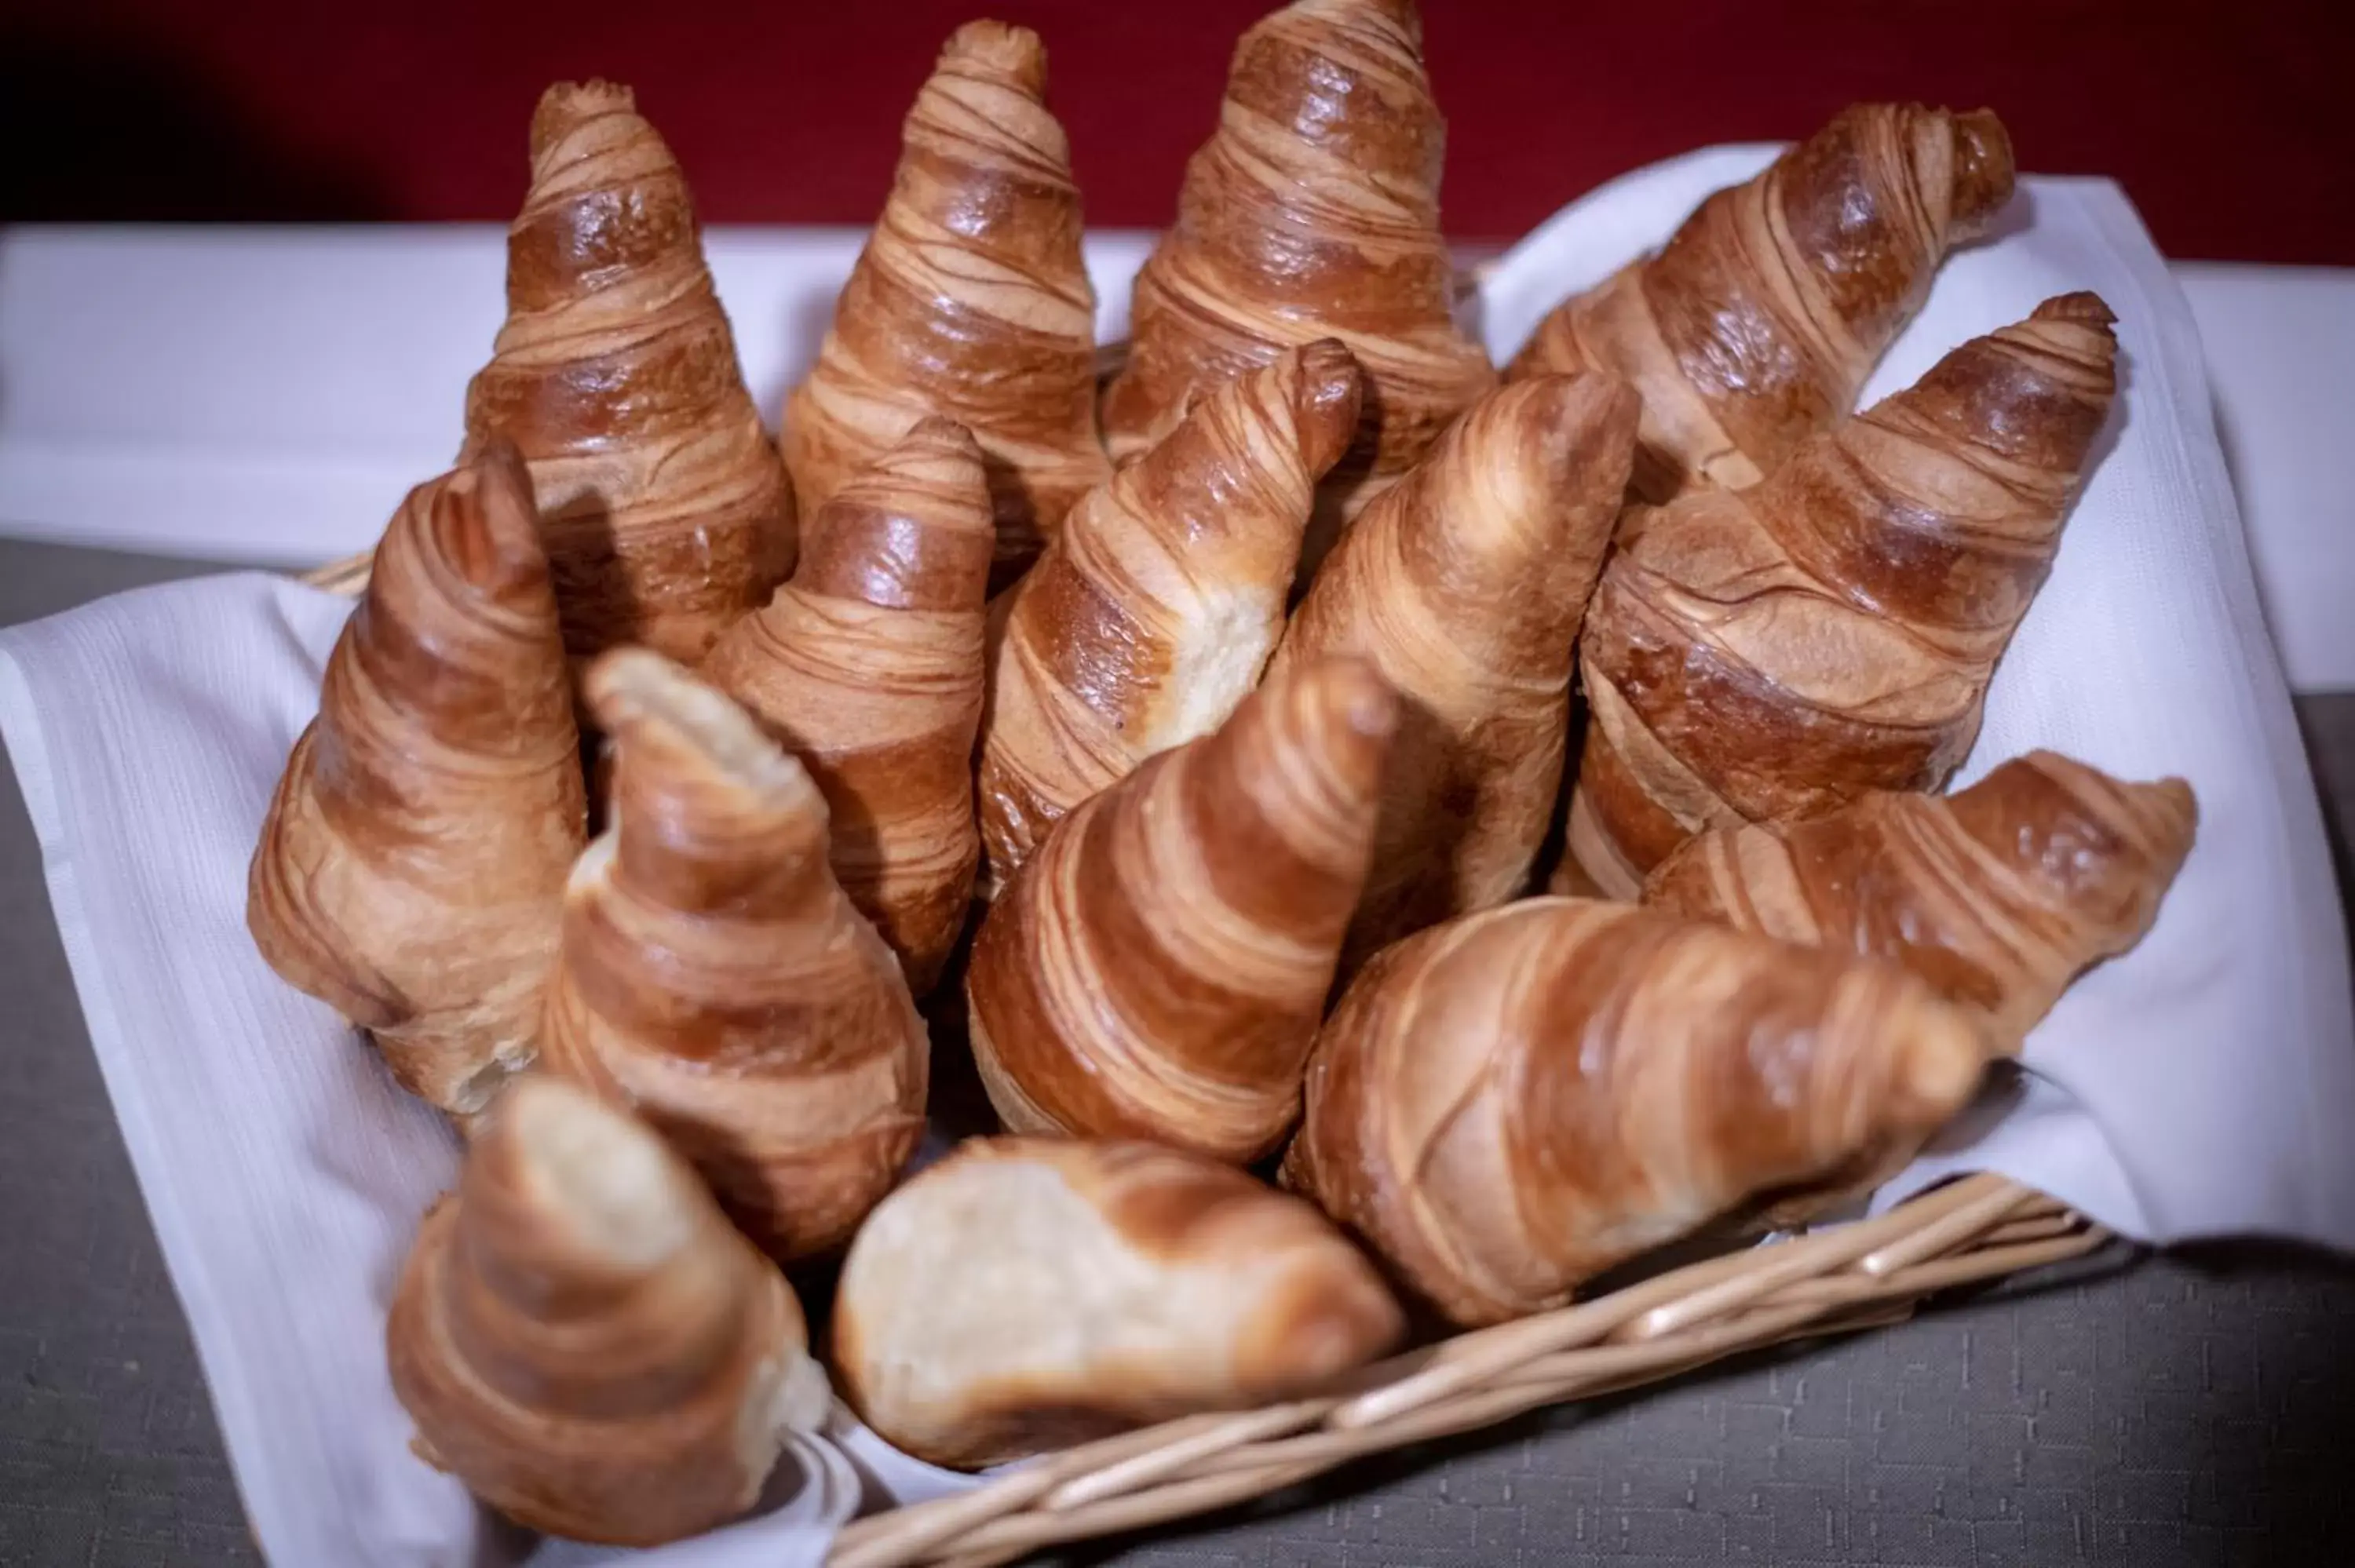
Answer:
288, 562, 2111, 1567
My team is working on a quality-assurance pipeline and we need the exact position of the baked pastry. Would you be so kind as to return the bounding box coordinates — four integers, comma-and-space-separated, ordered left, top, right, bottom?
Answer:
1645, 750, 2198, 1046
1265, 372, 1638, 971
248, 443, 586, 1115
1101, 0, 1493, 560
781, 21, 1108, 588
541, 649, 928, 1261
706, 416, 992, 995
834, 1136, 1402, 1468
1508, 102, 2017, 502
1285, 897, 1990, 1325
387, 1075, 827, 1545
464, 80, 793, 663
1568, 293, 2121, 898
968, 656, 1399, 1162
977, 339, 1361, 886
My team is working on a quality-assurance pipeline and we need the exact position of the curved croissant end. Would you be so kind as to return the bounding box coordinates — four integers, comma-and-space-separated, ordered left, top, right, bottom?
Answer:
388, 1076, 825, 1544
1102, 0, 1493, 538
1567, 293, 2120, 899
464, 80, 794, 665
1268, 373, 1638, 970
782, 22, 1108, 589
1285, 899, 1991, 1326
706, 417, 994, 996
977, 339, 1364, 888
834, 1136, 1403, 1469
1510, 101, 2016, 502
969, 656, 1400, 1163
541, 649, 929, 1262
1646, 750, 2198, 1047
248, 443, 586, 1116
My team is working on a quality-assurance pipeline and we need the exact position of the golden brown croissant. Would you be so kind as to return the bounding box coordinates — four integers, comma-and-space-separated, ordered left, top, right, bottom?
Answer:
540, 649, 929, 1262
782, 22, 1109, 588
1507, 103, 2017, 503
1567, 293, 2121, 900
1284, 898, 1991, 1326
977, 339, 1362, 885
834, 1136, 1402, 1469
1101, 0, 1494, 548
705, 417, 992, 996
1645, 750, 2198, 1048
1265, 373, 1638, 971
248, 444, 586, 1116
463, 81, 793, 665
388, 1075, 828, 1545
968, 656, 1399, 1163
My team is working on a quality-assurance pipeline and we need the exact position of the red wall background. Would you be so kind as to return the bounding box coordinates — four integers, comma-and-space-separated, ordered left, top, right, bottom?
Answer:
6, 0, 2351, 263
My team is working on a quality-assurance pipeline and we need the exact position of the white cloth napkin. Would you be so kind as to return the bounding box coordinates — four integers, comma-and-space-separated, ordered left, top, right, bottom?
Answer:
2, 158, 2351, 1567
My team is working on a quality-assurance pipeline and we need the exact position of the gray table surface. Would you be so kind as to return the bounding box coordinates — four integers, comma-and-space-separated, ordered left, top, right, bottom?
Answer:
4, 536, 2353, 1568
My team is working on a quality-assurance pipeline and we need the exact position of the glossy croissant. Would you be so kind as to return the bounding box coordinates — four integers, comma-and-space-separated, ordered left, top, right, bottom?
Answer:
977, 339, 1362, 886
706, 417, 993, 996
1645, 750, 2198, 1047
783, 22, 1108, 588
248, 444, 586, 1115
1508, 102, 2016, 502
541, 649, 929, 1262
834, 1136, 1403, 1469
969, 657, 1400, 1164
1265, 373, 1638, 972
1284, 898, 1991, 1326
1102, 0, 1493, 550
388, 1076, 827, 1545
463, 80, 793, 665
1568, 293, 2121, 899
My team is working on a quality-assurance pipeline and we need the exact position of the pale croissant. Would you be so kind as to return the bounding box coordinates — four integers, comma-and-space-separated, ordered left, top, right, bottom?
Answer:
541, 649, 929, 1261
706, 417, 992, 996
1568, 293, 2120, 899
783, 22, 1108, 588
463, 81, 793, 664
1285, 898, 1990, 1326
1102, 0, 1493, 552
977, 339, 1361, 886
835, 1136, 1403, 1469
1646, 750, 2198, 1047
1265, 373, 1638, 971
969, 657, 1399, 1163
1509, 102, 2017, 502
248, 443, 586, 1115
388, 1075, 828, 1545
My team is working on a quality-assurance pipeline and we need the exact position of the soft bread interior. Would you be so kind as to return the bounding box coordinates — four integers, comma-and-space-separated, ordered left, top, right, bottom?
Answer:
1142, 590, 1280, 756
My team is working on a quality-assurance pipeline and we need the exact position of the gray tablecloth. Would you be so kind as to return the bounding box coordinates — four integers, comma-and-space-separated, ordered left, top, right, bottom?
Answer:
4, 538, 2351, 1567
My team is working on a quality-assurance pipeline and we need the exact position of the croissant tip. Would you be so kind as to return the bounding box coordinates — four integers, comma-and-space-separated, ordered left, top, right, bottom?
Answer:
486, 1076, 700, 1270
531, 79, 638, 158
2030, 291, 2117, 332
1298, 655, 1403, 744
900, 414, 986, 464
1900, 1005, 1992, 1121
586, 649, 817, 809
940, 19, 1047, 94
1290, 339, 1367, 471
1947, 107, 2016, 228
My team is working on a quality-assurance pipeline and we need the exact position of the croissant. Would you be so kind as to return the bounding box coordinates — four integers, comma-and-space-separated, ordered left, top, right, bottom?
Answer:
1567, 293, 2121, 900
540, 649, 929, 1262
705, 417, 991, 996
1101, 0, 1493, 552
463, 81, 793, 665
1265, 374, 1638, 971
248, 444, 586, 1115
387, 1075, 827, 1545
782, 21, 1109, 589
1284, 898, 1991, 1326
977, 339, 1361, 885
1507, 102, 2017, 503
1645, 750, 2198, 1048
969, 657, 1398, 1163
834, 1136, 1403, 1469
